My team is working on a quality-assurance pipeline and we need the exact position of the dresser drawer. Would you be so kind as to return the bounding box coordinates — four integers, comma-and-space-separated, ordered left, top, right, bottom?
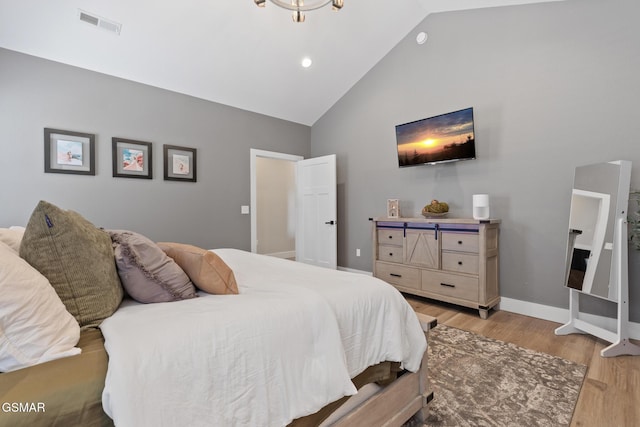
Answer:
377, 229, 403, 247
375, 262, 420, 290
422, 270, 478, 302
378, 245, 403, 263
441, 232, 479, 253
442, 252, 479, 275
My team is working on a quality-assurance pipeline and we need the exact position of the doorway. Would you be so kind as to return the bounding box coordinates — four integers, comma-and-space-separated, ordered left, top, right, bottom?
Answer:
250, 149, 337, 268
250, 149, 302, 258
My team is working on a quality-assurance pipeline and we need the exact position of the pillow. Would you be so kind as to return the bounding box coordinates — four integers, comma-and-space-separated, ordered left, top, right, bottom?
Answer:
108, 230, 198, 303
0, 227, 25, 253
19, 201, 123, 329
0, 241, 81, 372
157, 242, 239, 295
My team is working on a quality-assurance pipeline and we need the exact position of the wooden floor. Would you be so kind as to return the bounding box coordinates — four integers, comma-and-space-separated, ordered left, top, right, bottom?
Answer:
405, 295, 640, 427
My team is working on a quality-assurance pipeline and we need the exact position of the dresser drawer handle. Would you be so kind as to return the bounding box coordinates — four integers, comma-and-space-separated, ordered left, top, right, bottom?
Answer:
388, 236, 394, 239
389, 253, 394, 257
458, 261, 463, 265
440, 283, 455, 288
458, 240, 463, 245
390, 273, 402, 278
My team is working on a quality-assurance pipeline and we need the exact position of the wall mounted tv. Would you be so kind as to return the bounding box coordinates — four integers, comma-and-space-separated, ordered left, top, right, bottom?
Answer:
395, 107, 476, 167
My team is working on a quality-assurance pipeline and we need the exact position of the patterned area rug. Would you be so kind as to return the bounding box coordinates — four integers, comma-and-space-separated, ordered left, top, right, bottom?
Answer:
424, 325, 586, 427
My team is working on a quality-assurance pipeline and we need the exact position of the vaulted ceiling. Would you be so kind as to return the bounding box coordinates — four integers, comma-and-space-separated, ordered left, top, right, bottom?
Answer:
0, 0, 563, 125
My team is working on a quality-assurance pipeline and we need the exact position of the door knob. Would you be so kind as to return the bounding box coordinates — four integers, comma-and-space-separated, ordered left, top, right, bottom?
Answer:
325, 220, 336, 225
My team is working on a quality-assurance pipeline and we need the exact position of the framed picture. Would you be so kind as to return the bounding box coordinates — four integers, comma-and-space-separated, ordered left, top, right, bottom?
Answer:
112, 138, 153, 179
163, 144, 197, 182
387, 199, 400, 218
44, 128, 95, 175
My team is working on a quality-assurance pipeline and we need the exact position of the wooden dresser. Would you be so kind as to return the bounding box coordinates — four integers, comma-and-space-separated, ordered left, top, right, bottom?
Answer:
372, 217, 500, 319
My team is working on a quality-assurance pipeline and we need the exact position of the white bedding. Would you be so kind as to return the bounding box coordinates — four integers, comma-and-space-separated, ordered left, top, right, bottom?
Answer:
100, 249, 427, 427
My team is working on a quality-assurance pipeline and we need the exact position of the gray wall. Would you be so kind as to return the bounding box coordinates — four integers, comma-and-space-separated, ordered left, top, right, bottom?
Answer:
310, 0, 640, 320
0, 48, 310, 250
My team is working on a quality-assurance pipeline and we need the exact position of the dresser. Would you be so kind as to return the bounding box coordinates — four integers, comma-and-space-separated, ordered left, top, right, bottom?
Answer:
372, 217, 500, 319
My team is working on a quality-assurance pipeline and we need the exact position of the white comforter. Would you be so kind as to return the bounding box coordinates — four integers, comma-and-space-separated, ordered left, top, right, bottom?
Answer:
100, 249, 426, 427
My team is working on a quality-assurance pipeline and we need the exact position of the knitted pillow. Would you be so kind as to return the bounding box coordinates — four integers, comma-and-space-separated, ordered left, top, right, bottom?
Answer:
19, 201, 123, 329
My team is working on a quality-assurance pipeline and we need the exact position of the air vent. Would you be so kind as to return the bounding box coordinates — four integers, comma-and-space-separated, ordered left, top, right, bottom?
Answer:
79, 11, 99, 26
78, 9, 122, 35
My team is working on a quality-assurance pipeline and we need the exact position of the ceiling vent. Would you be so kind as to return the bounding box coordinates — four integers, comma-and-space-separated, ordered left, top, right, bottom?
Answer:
78, 9, 122, 35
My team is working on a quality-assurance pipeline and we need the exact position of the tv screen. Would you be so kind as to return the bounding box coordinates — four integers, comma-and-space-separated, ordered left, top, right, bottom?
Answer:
395, 107, 476, 167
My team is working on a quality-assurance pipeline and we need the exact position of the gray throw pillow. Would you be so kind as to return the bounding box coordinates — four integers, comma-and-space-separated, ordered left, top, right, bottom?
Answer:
19, 201, 124, 329
108, 230, 197, 303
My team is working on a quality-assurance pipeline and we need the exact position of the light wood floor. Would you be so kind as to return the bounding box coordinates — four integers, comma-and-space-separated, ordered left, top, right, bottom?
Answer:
405, 295, 640, 427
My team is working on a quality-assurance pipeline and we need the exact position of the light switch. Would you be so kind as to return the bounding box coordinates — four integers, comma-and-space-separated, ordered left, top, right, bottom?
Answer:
241, 205, 250, 214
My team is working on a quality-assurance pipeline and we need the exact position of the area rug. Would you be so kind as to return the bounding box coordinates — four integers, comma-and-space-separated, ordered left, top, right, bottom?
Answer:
423, 325, 586, 427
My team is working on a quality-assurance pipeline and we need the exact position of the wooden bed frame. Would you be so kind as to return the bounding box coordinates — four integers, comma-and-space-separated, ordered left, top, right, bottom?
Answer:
0, 314, 434, 427
290, 313, 436, 427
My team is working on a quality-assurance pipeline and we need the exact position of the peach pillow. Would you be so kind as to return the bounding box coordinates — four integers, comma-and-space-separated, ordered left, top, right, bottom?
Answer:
157, 242, 239, 295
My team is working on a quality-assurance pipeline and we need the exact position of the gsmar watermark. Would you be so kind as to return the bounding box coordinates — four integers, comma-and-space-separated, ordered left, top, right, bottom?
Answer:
2, 402, 46, 413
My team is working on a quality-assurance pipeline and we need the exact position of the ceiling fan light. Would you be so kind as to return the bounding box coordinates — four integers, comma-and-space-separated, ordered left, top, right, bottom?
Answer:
292, 10, 305, 22
259, 0, 340, 21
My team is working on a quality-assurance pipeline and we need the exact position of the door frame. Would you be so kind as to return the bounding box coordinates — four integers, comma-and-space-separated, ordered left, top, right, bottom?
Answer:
250, 149, 303, 254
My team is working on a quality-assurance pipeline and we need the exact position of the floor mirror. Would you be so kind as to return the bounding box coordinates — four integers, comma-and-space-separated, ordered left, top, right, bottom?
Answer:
555, 160, 640, 357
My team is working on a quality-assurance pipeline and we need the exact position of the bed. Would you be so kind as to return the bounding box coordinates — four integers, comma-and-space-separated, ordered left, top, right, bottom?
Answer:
101, 249, 432, 427
0, 202, 434, 427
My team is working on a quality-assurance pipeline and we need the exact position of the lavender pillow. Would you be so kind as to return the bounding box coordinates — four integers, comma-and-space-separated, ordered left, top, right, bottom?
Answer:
108, 230, 197, 303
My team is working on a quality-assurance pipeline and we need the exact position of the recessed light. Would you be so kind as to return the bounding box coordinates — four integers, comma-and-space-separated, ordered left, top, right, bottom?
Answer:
301, 57, 313, 68
416, 32, 428, 45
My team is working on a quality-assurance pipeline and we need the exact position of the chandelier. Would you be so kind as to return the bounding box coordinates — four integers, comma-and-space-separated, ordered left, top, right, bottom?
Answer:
254, 0, 344, 23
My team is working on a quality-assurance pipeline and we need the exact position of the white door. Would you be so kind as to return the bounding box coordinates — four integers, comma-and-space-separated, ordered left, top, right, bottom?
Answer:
295, 155, 337, 269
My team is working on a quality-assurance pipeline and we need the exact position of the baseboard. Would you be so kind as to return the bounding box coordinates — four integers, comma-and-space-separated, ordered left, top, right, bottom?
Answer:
498, 297, 569, 324
341, 268, 640, 340
496, 297, 640, 340
338, 266, 373, 275
266, 250, 296, 259
346, 268, 640, 340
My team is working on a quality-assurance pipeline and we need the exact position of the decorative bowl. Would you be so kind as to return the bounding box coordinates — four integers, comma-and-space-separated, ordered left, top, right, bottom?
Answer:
422, 211, 448, 218
422, 199, 449, 218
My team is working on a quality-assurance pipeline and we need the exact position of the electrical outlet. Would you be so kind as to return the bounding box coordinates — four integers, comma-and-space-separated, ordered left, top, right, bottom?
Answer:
356, 248, 361, 257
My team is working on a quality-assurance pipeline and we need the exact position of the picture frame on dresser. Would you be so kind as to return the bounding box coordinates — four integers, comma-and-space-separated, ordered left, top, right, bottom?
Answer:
44, 128, 95, 175
163, 144, 197, 182
387, 199, 400, 218
112, 138, 153, 179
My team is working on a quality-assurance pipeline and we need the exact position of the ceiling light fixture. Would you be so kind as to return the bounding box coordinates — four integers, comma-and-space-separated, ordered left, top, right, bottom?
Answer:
301, 57, 312, 68
254, 0, 344, 23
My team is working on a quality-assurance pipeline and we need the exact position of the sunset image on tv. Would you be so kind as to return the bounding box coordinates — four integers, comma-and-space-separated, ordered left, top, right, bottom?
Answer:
396, 107, 475, 167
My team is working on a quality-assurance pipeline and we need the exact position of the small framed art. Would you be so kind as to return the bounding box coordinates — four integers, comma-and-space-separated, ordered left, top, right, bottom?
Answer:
387, 199, 400, 218
112, 138, 153, 179
44, 128, 95, 175
163, 144, 197, 182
